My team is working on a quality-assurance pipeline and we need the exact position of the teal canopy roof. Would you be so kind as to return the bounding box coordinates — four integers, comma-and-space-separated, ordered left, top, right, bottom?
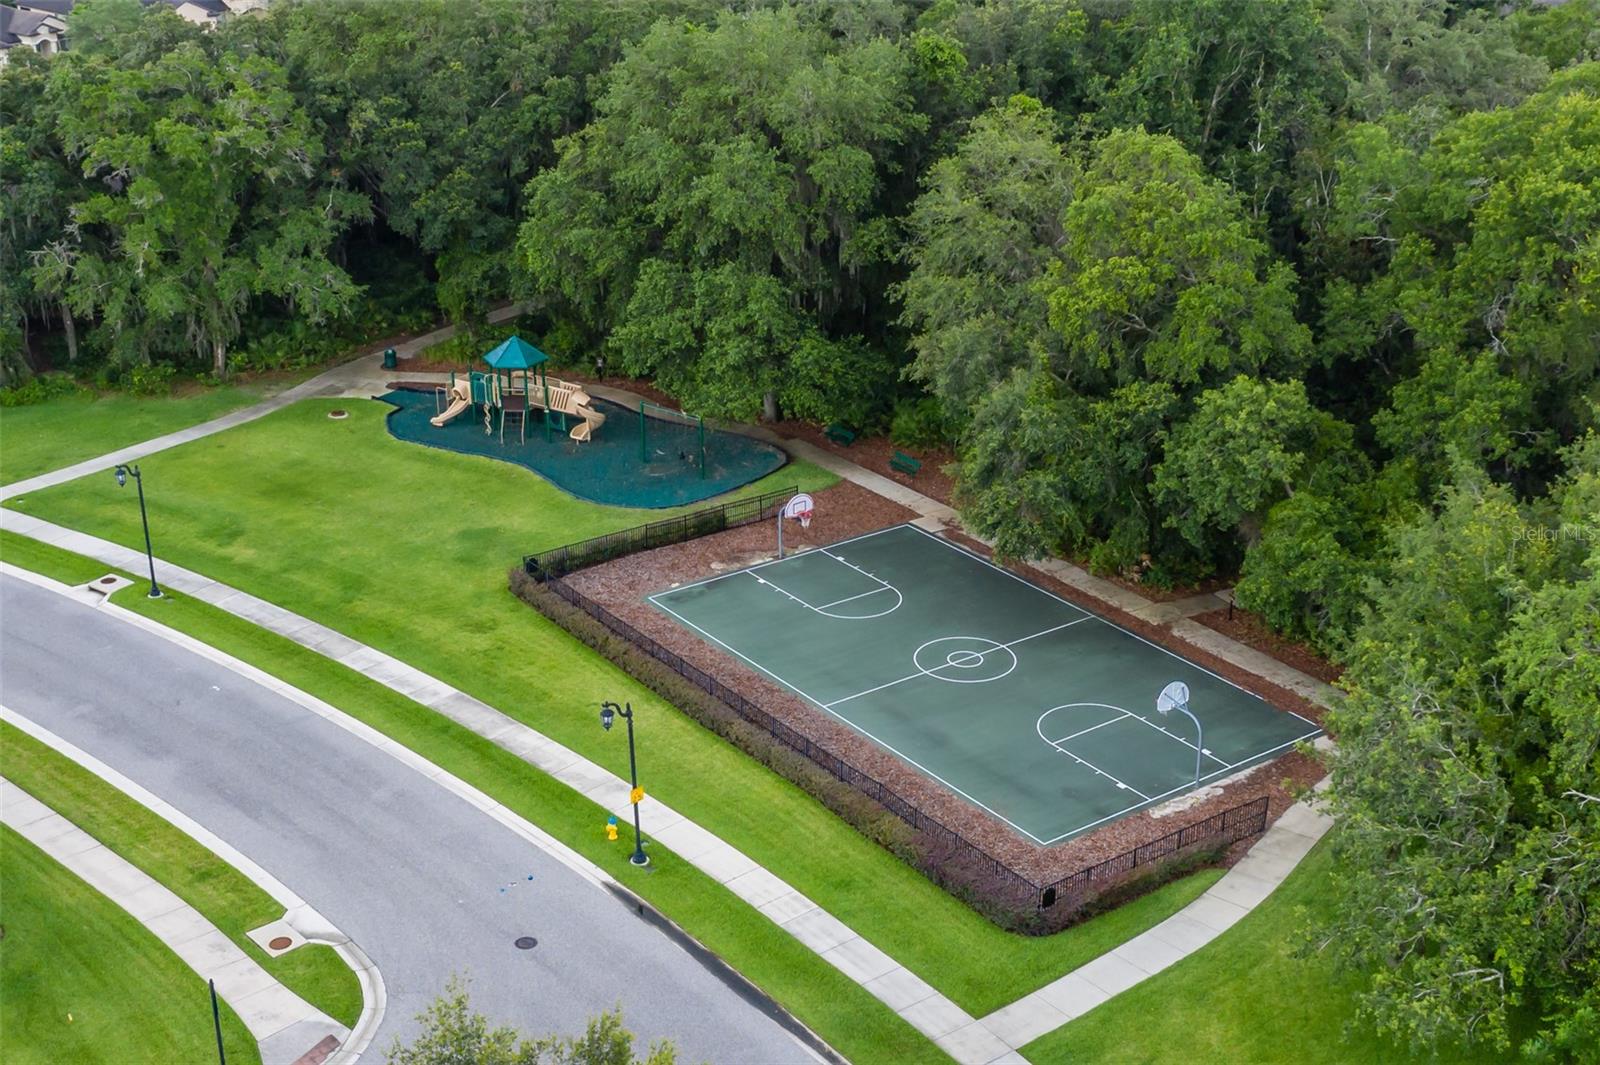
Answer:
482, 335, 549, 370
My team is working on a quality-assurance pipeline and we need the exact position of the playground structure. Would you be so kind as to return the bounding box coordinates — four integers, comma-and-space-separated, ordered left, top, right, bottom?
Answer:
429, 335, 605, 444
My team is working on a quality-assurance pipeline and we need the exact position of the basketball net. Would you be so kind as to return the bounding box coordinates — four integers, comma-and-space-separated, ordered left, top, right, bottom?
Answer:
778, 493, 816, 558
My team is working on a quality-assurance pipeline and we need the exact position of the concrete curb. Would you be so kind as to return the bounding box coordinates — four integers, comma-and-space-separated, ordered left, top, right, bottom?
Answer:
0, 562, 835, 1065
0, 722, 368, 1065
0, 354, 1346, 1060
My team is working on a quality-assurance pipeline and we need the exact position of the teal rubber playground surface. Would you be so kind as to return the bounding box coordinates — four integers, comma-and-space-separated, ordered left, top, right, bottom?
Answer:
649, 524, 1321, 845
377, 387, 786, 508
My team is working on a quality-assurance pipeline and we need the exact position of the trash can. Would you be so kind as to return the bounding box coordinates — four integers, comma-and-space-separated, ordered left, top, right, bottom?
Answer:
381, 347, 398, 369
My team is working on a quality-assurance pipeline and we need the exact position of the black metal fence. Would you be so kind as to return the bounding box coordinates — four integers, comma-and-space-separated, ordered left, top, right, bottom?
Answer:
523, 486, 796, 580
542, 576, 1273, 915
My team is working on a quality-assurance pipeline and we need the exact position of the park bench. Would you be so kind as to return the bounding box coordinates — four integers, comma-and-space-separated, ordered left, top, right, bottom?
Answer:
824, 423, 857, 446
889, 450, 922, 477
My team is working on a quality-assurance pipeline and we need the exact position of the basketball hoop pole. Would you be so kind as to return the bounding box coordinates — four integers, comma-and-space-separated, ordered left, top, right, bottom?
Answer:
777, 506, 785, 559
1156, 681, 1202, 786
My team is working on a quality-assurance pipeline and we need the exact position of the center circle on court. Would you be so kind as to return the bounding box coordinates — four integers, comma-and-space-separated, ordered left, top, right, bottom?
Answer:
913, 636, 1018, 684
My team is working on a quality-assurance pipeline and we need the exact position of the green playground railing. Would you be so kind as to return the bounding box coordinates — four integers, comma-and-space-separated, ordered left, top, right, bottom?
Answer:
522, 485, 796, 581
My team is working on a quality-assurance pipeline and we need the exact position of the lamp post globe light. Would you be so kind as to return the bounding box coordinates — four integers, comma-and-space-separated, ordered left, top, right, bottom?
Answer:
113, 463, 163, 599
600, 700, 649, 866
1156, 681, 1202, 787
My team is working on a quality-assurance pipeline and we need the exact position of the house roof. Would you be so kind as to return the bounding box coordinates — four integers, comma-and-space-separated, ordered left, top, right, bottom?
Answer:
16, 1, 75, 15
142, 0, 230, 14
1, 5, 58, 46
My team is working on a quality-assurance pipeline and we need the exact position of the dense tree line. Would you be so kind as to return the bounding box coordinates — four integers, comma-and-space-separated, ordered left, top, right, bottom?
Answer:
3, 1, 1596, 1057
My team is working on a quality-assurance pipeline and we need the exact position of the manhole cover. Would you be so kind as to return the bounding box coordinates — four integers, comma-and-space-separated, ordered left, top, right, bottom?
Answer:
514, 936, 538, 950
99, 577, 118, 585
269, 936, 293, 950
328, 409, 349, 420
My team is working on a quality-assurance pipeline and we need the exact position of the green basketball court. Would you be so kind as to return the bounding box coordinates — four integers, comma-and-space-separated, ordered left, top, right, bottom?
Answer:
649, 524, 1320, 845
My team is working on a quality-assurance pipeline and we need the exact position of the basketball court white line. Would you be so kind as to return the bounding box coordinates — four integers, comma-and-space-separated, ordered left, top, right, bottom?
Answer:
647, 526, 907, 600
1040, 740, 1152, 801
1031, 725, 1325, 845
750, 557, 902, 619
815, 587, 894, 610
650, 523, 1326, 844
1040, 703, 1231, 770
1052, 714, 1128, 745
822, 618, 1092, 709
751, 574, 814, 610
648, 595, 1056, 845
900, 524, 1324, 732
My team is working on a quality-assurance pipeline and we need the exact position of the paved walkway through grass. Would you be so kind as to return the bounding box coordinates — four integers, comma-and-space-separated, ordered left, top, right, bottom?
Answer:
0, 305, 526, 504
0, 507, 1339, 1063
0, 774, 353, 1065
0, 331, 1343, 1062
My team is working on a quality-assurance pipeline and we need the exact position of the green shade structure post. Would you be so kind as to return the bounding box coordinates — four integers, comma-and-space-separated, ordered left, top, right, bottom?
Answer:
599, 701, 648, 866
113, 464, 162, 598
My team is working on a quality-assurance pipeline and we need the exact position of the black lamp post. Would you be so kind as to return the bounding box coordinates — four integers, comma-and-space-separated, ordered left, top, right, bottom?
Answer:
600, 700, 648, 866
113, 463, 162, 598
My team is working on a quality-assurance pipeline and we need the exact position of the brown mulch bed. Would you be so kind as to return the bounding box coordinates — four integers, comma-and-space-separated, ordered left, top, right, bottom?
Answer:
1194, 608, 1344, 686
773, 419, 960, 508
942, 528, 1327, 728
564, 499, 1329, 887
1090, 566, 1235, 604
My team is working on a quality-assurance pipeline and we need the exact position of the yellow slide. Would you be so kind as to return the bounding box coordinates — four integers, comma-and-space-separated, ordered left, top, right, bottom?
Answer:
430, 381, 472, 427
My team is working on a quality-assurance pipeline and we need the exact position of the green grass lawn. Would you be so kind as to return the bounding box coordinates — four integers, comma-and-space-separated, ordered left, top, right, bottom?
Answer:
0, 826, 261, 1065
0, 533, 936, 1062
1022, 839, 1506, 1065
0, 381, 295, 485
1, 721, 363, 1030
2, 399, 1228, 1023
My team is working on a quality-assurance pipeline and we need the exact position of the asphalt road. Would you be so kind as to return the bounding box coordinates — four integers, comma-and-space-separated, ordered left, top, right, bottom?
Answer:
0, 573, 819, 1063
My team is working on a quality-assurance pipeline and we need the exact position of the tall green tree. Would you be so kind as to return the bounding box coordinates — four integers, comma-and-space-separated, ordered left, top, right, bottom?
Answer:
915, 125, 1313, 574
0, 49, 82, 379
1040, 129, 1313, 391
1323, 0, 1547, 125
49, 43, 367, 376
1088, 0, 1341, 229
1322, 440, 1600, 1058
1152, 375, 1357, 550
276, 0, 686, 326
519, 7, 923, 420
897, 96, 1075, 406
1319, 64, 1600, 500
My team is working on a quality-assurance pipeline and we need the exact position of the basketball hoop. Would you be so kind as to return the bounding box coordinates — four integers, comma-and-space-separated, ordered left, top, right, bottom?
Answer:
777, 493, 816, 558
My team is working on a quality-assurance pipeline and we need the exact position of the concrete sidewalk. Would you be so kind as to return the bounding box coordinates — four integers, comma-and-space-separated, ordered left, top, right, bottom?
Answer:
979, 780, 1334, 1049
0, 506, 1344, 1063
0, 520, 1012, 1063
1, 775, 351, 1065
0, 330, 1344, 1061
0, 304, 526, 504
